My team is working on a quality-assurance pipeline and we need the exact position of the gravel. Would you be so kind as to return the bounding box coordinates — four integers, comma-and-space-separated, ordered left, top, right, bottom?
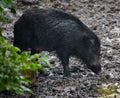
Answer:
1, 0, 120, 98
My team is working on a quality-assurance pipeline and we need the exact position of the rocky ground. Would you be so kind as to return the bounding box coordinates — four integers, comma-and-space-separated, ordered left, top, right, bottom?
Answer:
0, 0, 120, 98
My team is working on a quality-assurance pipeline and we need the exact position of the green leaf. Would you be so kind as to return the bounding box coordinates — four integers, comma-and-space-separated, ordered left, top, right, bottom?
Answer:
0, 14, 10, 22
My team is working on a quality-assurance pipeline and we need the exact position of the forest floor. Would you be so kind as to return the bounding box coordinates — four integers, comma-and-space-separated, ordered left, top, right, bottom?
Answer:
0, 0, 120, 98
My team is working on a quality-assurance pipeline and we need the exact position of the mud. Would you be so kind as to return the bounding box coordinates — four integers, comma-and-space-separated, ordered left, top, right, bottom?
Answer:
0, 0, 120, 98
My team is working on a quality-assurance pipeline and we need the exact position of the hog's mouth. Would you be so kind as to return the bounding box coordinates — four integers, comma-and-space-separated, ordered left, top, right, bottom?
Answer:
88, 64, 101, 74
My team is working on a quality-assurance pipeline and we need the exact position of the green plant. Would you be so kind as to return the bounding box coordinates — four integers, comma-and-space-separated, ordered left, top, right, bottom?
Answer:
0, 0, 16, 23
0, 36, 51, 95
0, 0, 51, 95
97, 82, 120, 98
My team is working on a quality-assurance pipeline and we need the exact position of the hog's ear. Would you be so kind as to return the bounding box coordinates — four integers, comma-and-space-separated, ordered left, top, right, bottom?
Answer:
90, 39, 95, 45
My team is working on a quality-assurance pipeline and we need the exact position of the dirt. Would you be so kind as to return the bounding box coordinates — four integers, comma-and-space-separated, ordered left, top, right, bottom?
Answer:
0, 0, 120, 98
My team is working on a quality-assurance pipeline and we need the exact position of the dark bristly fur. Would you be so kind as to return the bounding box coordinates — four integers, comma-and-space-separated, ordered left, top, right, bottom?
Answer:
14, 8, 101, 76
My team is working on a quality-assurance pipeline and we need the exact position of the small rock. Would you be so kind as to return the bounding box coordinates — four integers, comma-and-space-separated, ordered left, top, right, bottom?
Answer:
49, 56, 57, 64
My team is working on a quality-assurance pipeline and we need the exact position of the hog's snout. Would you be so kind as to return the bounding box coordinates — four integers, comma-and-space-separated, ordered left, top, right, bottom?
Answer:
89, 63, 101, 74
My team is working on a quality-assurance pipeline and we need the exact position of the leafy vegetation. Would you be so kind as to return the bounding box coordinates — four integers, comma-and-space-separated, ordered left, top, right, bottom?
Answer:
0, 0, 51, 95
0, 0, 16, 23
97, 82, 120, 98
